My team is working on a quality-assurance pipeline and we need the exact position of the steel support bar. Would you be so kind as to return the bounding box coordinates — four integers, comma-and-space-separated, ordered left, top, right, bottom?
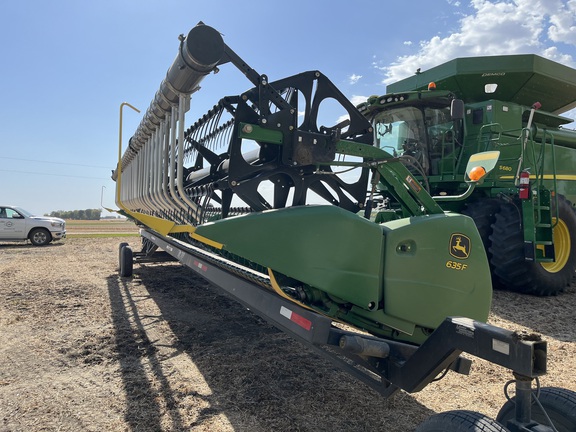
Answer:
140, 229, 333, 344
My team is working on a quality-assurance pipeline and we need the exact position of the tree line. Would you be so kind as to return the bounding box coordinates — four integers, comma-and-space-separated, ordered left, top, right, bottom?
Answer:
46, 209, 102, 220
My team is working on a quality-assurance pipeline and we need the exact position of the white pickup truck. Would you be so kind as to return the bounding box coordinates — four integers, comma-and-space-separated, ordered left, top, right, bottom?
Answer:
0, 205, 66, 246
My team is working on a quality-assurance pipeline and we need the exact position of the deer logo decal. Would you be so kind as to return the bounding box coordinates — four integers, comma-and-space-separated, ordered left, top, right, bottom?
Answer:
449, 234, 471, 259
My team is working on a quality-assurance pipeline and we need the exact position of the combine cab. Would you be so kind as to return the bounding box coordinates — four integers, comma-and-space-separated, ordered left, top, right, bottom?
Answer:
360, 54, 576, 295
112, 25, 576, 430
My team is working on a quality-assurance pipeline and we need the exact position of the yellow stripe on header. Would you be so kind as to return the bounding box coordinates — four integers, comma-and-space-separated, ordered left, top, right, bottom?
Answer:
191, 232, 224, 250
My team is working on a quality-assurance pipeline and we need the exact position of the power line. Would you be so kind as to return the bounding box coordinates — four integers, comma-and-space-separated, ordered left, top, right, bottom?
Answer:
0, 156, 110, 169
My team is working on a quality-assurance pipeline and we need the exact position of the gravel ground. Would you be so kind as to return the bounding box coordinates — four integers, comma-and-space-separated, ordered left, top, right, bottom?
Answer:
1, 236, 575, 431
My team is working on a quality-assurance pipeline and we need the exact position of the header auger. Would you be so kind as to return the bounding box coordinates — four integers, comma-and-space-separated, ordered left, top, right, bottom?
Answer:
114, 23, 576, 431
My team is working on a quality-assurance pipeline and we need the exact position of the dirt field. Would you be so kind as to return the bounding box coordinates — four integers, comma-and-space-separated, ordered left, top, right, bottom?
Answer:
1, 234, 575, 431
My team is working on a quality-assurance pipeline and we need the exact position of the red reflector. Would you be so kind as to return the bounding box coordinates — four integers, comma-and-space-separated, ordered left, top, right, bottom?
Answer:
280, 306, 312, 331
193, 260, 208, 272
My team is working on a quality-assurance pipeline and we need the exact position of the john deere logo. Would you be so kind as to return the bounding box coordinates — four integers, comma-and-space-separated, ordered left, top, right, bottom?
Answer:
450, 234, 470, 259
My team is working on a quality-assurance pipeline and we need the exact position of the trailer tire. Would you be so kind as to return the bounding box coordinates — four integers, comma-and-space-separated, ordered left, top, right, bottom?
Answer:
118, 242, 129, 269
415, 410, 510, 432
489, 196, 576, 295
119, 245, 133, 277
496, 387, 576, 431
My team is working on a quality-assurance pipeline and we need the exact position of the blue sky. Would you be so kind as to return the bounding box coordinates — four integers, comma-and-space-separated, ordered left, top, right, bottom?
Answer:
1, 0, 576, 216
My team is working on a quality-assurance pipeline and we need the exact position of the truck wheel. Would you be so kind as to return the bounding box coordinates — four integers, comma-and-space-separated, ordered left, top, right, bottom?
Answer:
119, 245, 133, 277
489, 196, 576, 295
29, 228, 52, 246
496, 387, 576, 431
415, 410, 510, 432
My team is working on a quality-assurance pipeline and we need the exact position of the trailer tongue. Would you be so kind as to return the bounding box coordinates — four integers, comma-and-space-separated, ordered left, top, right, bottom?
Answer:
113, 23, 576, 431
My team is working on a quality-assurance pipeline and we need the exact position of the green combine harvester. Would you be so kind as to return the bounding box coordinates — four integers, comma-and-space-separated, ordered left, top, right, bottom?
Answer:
362, 55, 576, 295
112, 23, 576, 431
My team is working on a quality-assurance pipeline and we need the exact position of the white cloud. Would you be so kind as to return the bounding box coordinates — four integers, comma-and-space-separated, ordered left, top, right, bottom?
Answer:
349, 74, 363, 85
349, 95, 369, 106
548, 0, 576, 44
381, 0, 576, 86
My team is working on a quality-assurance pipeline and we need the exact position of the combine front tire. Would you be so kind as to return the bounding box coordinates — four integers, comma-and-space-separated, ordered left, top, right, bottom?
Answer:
462, 199, 501, 283
415, 410, 509, 432
496, 387, 576, 431
538, 196, 576, 288
489, 196, 576, 295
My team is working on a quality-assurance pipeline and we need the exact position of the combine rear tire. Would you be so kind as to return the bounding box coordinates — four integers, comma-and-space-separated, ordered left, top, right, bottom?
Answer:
489, 196, 576, 295
496, 387, 576, 431
415, 410, 509, 431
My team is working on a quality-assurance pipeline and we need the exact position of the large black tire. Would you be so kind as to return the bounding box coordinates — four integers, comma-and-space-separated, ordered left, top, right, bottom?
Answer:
496, 387, 576, 431
118, 242, 129, 269
489, 196, 576, 296
415, 410, 509, 432
29, 228, 52, 246
119, 244, 133, 277
462, 198, 501, 285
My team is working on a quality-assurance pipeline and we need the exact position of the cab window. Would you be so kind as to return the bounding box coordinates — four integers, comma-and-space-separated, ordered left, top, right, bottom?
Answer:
1, 208, 23, 219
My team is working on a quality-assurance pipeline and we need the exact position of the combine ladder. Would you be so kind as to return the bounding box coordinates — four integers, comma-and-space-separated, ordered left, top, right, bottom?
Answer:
521, 128, 558, 262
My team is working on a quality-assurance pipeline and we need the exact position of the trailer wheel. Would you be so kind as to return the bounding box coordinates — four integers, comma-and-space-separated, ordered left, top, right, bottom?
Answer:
496, 387, 576, 431
119, 244, 133, 277
118, 242, 128, 268
489, 196, 576, 295
415, 410, 510, 432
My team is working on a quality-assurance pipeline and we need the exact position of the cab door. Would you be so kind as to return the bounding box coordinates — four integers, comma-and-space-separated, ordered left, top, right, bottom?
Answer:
0, 207, 26, 239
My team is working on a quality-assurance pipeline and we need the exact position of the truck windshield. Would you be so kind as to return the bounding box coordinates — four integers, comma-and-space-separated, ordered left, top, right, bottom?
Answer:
13, 207, 34, 217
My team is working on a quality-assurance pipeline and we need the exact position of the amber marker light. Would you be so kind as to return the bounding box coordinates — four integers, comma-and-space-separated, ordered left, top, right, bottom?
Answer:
469, 166, 486, 181
428, 82, 436, 90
